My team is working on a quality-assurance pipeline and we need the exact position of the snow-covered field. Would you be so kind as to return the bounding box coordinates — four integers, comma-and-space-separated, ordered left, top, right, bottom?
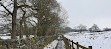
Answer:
64, 31, 111, 49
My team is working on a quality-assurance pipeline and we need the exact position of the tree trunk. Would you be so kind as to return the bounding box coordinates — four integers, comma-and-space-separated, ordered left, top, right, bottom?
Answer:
34, 19, 39, 38
20, 21, 23, 38
11, 0, 17, 39
19, 9, 26, 39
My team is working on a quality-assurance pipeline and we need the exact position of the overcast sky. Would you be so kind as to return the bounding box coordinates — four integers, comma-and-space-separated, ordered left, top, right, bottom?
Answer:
57, 0, 111, 29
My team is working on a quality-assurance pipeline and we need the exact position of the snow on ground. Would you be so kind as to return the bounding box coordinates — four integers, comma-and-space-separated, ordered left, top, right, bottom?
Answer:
0, 35, 34, 39
0, 36, 11, 39
64, 31, 111, 49
61, 40, 66, 49
44, 40, 58, 49
55, 40, 66, 49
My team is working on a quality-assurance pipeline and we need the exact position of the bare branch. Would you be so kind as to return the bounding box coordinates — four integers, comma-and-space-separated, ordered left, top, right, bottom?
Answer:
6, 3, 13, 7
0, 10, 8, 14
25, 21, 35, 27
0, 3, 13, 15
17, 5, 32, 8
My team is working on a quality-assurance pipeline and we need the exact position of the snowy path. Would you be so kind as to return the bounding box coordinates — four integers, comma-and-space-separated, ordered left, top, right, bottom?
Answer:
44, 40, 58, 49
44, 35, 66, 49
55, 40, 65, 49
55, 35, 65, 49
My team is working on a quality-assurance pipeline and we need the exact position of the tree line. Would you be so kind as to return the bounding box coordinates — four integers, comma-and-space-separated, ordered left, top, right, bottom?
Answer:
0, 0, 68, 39
65, 24, 111, 33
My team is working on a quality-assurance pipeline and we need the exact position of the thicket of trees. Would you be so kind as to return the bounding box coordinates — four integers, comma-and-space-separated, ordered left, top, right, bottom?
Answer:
89, 24, 101, 32
74, 24, 87, 33
0, 0, 68, 39
103, 28, 111, 31
71, 24, 111, 33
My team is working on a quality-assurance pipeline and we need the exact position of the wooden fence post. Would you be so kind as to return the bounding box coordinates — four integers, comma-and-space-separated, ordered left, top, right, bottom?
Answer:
88, 46, 92, 49
77, 42, 79, 49
70, 45, 72, 49
72, 40, 75, 49
69, 39, 70, 41
68, 39, 71, 49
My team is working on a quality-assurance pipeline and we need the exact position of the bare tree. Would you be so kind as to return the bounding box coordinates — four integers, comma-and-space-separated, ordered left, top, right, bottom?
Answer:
0, 0, 32, 39
75, 24, 87, 33
89, 24, 101, 32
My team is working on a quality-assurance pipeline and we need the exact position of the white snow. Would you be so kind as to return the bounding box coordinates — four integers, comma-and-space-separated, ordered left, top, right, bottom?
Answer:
0, 35, 34, 39
0, 36, 11, 39
64, 31, 111, 49
56, 40, 66, 49
44, 40, 58, 49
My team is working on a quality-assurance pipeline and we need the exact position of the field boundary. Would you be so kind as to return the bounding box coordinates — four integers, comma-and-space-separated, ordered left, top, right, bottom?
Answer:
62, 35, 92, 49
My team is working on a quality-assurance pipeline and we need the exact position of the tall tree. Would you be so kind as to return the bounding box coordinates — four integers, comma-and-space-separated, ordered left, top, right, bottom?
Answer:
89, 24, 101, 32
31, 0, 65, 36
75, 24, 87, 33
0, 0, 32, 39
